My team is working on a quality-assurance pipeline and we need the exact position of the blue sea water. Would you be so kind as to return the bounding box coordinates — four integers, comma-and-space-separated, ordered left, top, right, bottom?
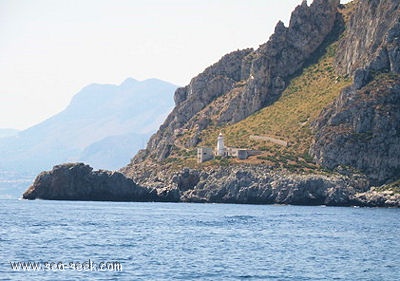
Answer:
0, 200, 399, 281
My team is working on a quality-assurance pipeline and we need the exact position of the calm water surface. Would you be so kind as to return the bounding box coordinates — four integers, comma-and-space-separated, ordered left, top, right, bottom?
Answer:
0, 200, 399, 280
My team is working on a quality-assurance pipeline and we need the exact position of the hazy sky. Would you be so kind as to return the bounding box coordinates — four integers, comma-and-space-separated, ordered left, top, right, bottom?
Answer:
0, 0, 351, 130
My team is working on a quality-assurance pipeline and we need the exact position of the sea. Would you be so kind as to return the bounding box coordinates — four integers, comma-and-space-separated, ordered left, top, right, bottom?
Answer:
0, 200, 399, 281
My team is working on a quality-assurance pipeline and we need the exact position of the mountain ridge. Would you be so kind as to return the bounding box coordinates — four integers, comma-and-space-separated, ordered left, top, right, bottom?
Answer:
0, 78, 177, 174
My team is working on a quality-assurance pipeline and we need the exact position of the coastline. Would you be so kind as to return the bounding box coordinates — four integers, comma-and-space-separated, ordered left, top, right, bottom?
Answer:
22, 162, 400, 208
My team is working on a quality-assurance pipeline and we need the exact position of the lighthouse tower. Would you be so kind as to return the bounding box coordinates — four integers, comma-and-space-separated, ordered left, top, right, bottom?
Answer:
216, 133, 225, 156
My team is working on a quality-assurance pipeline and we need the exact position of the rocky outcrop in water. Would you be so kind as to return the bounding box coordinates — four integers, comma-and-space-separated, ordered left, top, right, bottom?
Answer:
310, 0, 400, 185
23, 163, 156, 201
24, 162, 400, 207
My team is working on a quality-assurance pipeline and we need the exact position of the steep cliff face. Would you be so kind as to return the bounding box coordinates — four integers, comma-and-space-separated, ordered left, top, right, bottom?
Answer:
335, 0, 400, 76
216, 0, 340, 124
142, 49, 253, 162
311, 74, 400, 185
310, 0, 400, 185
134, 0, 340, 162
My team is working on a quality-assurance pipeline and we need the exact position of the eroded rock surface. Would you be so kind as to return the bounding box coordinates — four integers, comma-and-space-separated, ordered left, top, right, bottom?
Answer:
311, 0, 400, 185
23, 163, 156, 201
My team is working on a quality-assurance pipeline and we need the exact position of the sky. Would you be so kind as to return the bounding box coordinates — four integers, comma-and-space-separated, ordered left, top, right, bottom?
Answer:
0, 0, 352, 130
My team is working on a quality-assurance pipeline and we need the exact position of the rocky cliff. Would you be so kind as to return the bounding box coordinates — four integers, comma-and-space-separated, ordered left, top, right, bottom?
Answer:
335, 0, 400, 76
310, 0, 400, 185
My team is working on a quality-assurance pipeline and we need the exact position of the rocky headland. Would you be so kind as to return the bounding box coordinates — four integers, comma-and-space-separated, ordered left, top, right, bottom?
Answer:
23, 0, 400, 207
22, 163, 156, 201
24, 162, 400, 207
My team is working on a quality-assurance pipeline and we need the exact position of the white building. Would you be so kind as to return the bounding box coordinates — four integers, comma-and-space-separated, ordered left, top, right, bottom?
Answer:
197, 133, 260, 163
216, 132, 225, 156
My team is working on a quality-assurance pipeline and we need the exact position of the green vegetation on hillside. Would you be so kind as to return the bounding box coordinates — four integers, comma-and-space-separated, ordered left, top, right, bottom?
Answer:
374, 179, 400, 194
194, 41, 351, 171
165, 4, 356, 172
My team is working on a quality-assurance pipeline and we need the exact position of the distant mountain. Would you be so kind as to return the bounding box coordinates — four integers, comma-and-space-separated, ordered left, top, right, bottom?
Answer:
0, 129, 19, 138
0, 78, 177, 174
79, 132, 152, 170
